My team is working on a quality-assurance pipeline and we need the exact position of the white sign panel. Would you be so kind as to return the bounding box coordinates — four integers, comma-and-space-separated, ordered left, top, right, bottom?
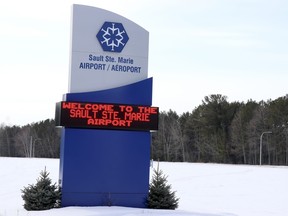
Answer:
69, 4, 149, 93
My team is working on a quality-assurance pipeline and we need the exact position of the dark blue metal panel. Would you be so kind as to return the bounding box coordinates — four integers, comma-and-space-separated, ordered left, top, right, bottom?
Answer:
65, 77, 153, 105
60, 78, 153, 207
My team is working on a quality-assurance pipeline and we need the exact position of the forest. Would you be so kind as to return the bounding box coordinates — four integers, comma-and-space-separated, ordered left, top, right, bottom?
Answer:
1, 94, 288, 165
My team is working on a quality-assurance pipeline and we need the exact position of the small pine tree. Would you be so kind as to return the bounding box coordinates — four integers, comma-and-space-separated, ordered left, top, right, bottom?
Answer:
146, 162, 179, 209
21, 167, 61, 210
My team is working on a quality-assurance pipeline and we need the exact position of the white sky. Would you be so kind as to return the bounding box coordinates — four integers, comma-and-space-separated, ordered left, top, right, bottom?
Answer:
0, 0, 288, 126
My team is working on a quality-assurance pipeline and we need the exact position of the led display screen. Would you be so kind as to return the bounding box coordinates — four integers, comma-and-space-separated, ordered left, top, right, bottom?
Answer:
55, 101, 158, 131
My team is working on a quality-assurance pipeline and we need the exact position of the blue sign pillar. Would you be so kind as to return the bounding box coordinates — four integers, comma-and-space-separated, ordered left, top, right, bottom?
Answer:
59, 78, 154, 207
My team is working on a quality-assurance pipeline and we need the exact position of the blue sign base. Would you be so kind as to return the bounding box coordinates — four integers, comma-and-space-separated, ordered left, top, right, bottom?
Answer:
59, 78, 153, 207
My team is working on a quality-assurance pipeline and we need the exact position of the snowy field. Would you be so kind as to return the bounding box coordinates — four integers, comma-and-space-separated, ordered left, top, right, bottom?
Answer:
0, 157, 287, 216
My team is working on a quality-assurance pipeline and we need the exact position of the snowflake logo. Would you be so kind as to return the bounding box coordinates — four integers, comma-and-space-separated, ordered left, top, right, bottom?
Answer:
96, 22, 129, 53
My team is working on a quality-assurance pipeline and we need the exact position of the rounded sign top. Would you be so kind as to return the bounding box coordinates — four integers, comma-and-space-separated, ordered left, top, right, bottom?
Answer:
69, 5, 149, 93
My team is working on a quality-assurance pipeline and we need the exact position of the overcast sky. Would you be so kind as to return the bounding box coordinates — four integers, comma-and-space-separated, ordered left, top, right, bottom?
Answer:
0, 0, 288, 126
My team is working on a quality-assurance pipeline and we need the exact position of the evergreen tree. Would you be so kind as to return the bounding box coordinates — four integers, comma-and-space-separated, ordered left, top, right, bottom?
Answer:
146, 163, 179, 209
21, 167, 61, 210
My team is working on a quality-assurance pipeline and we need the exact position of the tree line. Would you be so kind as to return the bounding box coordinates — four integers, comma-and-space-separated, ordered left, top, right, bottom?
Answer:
1, 94, 288, 165
152, 94, 288, 165
0, 119, 60, 158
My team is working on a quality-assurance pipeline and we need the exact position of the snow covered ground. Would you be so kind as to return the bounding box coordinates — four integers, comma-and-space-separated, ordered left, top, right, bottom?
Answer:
0, 157, 287, 216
